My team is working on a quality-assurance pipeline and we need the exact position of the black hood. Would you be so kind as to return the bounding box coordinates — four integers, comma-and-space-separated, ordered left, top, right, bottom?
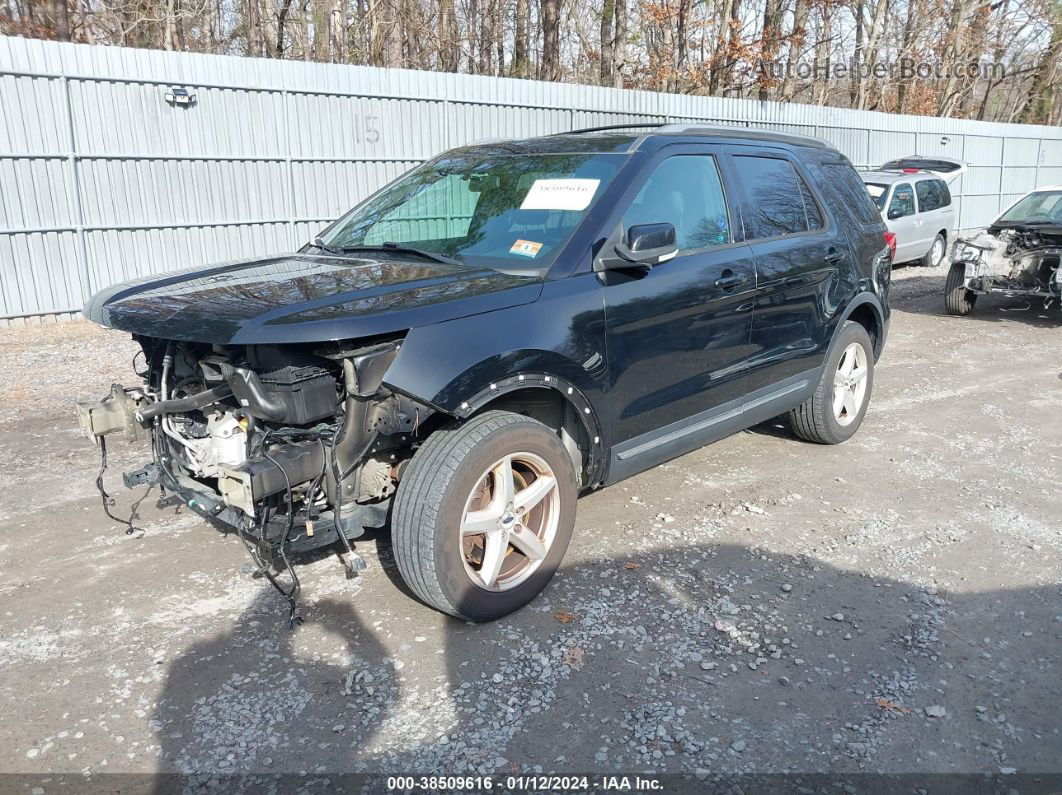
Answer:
84, 253, 543, 345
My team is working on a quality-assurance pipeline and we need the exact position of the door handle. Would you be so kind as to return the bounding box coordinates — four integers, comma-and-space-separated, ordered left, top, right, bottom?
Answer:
824, 249, 844, 264
714, 270, 748, 290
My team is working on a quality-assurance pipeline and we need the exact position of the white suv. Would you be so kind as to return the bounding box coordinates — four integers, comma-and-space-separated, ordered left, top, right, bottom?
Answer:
862, 156, 964, 267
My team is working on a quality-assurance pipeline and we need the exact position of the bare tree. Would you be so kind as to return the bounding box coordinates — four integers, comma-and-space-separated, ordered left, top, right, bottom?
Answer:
1, 0, 1055, 123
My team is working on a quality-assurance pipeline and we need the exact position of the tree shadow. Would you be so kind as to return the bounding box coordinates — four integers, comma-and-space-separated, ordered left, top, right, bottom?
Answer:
150, 540, 1061, 784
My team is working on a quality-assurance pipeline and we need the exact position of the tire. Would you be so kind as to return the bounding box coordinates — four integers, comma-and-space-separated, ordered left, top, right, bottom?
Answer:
944, 261, 977, 316
788, 321, 874, 445
391, 410, 578, 621
920, 233, 947, 268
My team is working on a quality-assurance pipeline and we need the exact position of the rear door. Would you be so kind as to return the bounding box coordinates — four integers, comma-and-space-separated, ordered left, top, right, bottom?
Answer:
728, 149, 844, 391
916, 177, 955, 239
885, 182, 921, 262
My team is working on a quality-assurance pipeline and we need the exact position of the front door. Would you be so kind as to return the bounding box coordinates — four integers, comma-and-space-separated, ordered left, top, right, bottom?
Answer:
599, 148, 755, 473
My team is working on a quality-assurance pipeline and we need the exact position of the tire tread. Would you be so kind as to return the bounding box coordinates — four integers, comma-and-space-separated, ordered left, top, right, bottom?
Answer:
787, 321, 873, 445
391, 410, 546, 619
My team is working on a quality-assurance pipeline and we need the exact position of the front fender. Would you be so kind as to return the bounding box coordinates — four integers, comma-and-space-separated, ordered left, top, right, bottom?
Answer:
381, 274, 611, 479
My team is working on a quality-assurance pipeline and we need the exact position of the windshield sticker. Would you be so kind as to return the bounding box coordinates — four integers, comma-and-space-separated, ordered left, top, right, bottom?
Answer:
520, 178, 601, 211
510, 239, 544, 258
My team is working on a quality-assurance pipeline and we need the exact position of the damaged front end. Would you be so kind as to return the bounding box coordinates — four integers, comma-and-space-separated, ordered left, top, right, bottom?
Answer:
952, 227, 1062, 307
78, 336, 435, 620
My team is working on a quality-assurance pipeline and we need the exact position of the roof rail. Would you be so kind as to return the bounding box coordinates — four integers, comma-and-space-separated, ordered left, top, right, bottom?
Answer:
555, 122, 832, 149
555, 123, 666, 135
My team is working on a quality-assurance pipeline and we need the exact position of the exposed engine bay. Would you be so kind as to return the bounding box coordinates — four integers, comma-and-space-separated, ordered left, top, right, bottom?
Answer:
953, 226, 1062, 307
77, 336, 434, 624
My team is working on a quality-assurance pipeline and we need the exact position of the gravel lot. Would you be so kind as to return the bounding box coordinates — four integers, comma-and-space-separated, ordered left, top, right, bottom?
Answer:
0, 265, 1059, 786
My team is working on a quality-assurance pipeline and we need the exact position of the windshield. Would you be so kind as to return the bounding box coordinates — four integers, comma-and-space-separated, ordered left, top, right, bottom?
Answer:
864, 182, 888, 209
997, 190, 1062, 225
318, 151, 625, 268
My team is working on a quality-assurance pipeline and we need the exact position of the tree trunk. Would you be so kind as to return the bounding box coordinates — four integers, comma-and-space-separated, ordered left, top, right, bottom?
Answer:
814, 2, 832, 104
896, 0, 917, 112
600, 0, 614, 85
675, 0, 691, 86
780, 0, 807, 101
757, 0, 782, 100
466, 0, 478, 71
478, 0, 493, 73
438, 0, 460, 71
850, 0, 864, 105
312, 0, 329, 59
540, 0, 559, 80
722, 0, 741, 95
276, 0, 293, 55
612, 0, 626, 88
330, 0, 345, 62
54, 0, 69, 40
163, 0, 175, 49
513, 0, 529, 76
709, 0, 732, 95
1017, 0, 1061, 123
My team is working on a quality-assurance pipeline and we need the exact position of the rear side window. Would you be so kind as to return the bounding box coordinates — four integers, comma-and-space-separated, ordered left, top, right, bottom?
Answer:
820, 162, 881, 225
890, 183, 915, 217
938, 180, 952, 207
916, 179, 944, 212
623, 155, 730, 253
736, 155, 824, 239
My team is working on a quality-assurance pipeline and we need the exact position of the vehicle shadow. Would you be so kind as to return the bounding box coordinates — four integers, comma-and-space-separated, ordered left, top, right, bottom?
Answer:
149, 539, 1061, 784
890, 271, 1061, 328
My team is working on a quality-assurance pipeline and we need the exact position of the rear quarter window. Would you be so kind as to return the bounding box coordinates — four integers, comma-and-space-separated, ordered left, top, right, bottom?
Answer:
735, 155, 824, 239
817, 162, 883, 226
916, 179, 944, 212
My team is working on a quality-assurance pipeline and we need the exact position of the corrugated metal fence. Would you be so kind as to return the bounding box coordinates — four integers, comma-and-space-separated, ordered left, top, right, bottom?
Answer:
2, 35, 1061, 323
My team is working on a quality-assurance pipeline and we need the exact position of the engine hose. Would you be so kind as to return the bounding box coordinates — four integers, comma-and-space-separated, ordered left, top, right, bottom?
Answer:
136, 383, 234, 422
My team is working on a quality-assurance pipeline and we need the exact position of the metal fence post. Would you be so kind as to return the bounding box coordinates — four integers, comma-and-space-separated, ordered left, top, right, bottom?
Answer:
62, 75, 92, 306
282, 87, 298, 249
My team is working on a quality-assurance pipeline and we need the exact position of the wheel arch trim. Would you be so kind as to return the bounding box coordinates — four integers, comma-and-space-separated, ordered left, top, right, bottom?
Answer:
833, 291, 886, 358
457, 373, 606, 486
387, 371, 608, 487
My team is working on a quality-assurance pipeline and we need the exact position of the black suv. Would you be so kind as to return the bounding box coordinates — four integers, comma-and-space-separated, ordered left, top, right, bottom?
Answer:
79, 124, 891, 623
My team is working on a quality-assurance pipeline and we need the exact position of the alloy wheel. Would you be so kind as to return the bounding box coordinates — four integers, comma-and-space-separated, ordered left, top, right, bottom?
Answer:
460, 452, 561, 591
833, 342, 869, 427
930, 237, 945, 267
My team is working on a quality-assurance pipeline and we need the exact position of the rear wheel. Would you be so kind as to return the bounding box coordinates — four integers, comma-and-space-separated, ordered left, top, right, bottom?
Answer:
921, 233, 947, 268
788, 321, 874, 445
944, 261, 977, 316
391, 410, 577, 621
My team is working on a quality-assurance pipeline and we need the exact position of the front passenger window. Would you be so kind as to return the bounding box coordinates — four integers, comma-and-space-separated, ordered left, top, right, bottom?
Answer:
622, 155, 730, 253
888, 184, 915, 218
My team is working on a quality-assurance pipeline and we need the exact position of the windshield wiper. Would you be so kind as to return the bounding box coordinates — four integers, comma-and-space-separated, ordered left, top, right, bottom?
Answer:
312, 236, 341, 255
335, 242, 462, 267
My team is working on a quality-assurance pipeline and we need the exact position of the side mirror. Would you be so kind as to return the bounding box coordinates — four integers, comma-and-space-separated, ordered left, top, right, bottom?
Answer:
602, 223, 678, 270
887, 208, 904, 220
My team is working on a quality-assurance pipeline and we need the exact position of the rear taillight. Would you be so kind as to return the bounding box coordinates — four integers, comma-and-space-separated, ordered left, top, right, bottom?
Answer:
884, 231, 897, 260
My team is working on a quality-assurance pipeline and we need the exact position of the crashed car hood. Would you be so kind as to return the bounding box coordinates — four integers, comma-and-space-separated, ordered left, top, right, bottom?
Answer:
84, 253, 544, 345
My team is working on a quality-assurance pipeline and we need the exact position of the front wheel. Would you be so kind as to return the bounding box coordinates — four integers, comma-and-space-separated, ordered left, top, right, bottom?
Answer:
391, 410, 578, 621
788, 321, 874, 445
944, 261, 977, 316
